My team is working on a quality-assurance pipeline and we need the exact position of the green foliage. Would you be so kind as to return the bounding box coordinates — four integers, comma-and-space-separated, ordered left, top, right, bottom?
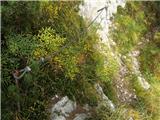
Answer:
139, 31, 160, 80
1, 1, 101, 119
93, 48, 119, 82
111, 1, 160, 120
111, 2, 147, 54
6, 34, 37, 58
143, 2, 160, 28
38, 1, 84, 41
91, 105, 126, 120
2, 1, 160, 120
34, 27, 66, 57
1, 1, 40, 34
135, 31, 160, 120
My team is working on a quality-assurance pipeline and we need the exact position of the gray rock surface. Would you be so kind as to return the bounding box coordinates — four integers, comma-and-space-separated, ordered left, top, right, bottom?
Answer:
51, 96, 77, 119
50, 95, 89, 120
73, 113, 88, 120
129, 51, 150, 90
51, 114, 66, 120
95, 83, 115, 111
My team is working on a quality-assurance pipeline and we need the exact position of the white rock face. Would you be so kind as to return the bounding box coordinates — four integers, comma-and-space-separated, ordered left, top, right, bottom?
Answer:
79, 0, 126, 71
95, 83, 115, 111
79, 0, 125, 44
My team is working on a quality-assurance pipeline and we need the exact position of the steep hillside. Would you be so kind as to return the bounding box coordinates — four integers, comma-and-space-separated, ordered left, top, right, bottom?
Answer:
1, 1, 160, 120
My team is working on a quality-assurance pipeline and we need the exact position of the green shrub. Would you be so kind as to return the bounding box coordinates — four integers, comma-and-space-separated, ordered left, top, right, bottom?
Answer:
111, 2, 147, 54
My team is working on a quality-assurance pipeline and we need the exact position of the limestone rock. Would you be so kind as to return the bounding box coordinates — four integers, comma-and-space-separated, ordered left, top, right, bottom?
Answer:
73, 113, 88, 120
50, 95, 90, 120
95, 83, 115, 111
51, 96, 77, 119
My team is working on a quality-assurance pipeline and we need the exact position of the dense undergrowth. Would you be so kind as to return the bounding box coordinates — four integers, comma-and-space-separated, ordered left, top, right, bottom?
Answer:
1, 1, 160, 120
1, 1, 104, 119
108, 2, 160, 120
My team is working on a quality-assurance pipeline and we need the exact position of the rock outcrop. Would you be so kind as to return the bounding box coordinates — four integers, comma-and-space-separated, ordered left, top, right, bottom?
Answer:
50, 95, 90, 120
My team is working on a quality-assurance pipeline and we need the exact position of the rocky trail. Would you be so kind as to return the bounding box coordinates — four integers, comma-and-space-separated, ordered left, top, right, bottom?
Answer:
49, 0, 152, 119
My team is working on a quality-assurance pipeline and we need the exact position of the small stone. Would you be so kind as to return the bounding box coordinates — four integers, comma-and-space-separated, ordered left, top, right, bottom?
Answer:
129, 94, 132, 97
117, 94, 120, 98
138, 42, 142, 45
73, 113, 88, 120
120, 89, 123, 93
124, 91, 127, 95
116, 85, 120, 88
25, 66, 31, 72
123, 55, 127, 59
52, 95, 59, 100
132, 51, 140, 57
54, 115, 66, 120
128, 116, 134, 120
133, 95, 137, 99
83, 104, 90, 111
128, 99, 132, 102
